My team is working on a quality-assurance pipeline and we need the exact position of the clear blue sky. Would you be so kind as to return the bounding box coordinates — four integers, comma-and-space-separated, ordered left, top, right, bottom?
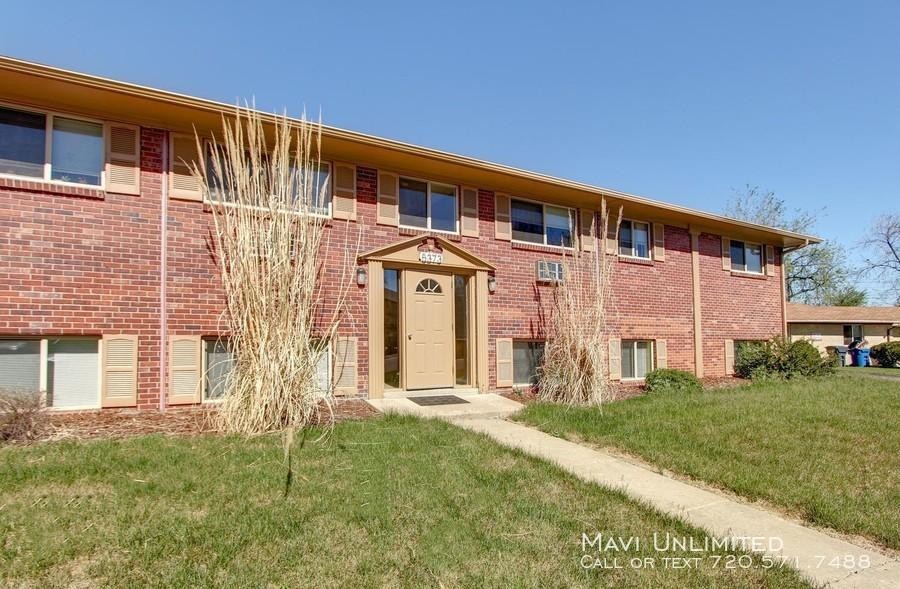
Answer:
3, 1, 898, 302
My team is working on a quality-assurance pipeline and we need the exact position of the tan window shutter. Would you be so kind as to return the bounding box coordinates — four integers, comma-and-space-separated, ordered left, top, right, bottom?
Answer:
655, 339, 667, 369
101, 335, 138, 408
461, 186, 480, 237
608, 338, 621, 381
721, 237, 731, 271
765, 245, 775, 276
169, 335, 202, 405
653, 223, 666, 261
333, 336, 358, 395
495, 338, 513, 387
332, 162, 357, 221
724, 339, 735, 376
605, 219, 619, 254
105, 123, 141, 195
579, 209, 595, 252
376, 171, 399, 226
494, 193, 511, 241
169, 134, 202, 201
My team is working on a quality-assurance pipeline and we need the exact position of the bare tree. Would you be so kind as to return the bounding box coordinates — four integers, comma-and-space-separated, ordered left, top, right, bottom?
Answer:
860, 213, 900, 304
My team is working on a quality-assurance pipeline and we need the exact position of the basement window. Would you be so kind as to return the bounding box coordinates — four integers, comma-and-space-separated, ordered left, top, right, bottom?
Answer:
0, 338, 100, 409
513, 340, 545, 386
730, 240, 763, 274
621, 340, 652, 380
202, 338, 331, 401
0, 105, 104, 186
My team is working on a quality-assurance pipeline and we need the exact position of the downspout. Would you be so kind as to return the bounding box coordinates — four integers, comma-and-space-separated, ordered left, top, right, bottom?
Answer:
159, 132, 169, 412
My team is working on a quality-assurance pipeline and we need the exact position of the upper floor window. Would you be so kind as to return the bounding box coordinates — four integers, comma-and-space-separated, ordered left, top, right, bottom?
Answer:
730, 240, 763, 274
205, 143, 331, 216
399, 177, 458, 233
0, 105, 103, 186
619, 220, 651, 258
511, 198, 573, 247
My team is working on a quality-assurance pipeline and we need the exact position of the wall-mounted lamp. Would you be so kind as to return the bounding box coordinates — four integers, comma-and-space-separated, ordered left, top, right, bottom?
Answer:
355, 266, 368, 286
487, 276, 497, 293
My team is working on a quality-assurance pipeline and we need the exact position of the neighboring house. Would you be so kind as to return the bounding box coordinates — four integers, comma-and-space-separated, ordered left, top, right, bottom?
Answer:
787, 303, 900, 355
0, 56, 819, 410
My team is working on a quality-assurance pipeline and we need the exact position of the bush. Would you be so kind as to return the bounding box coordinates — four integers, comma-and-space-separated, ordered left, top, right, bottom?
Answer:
870, 341, 900, 368
645, 369, 702, 394
734, 337, 835, 380
0, 389, 47, 443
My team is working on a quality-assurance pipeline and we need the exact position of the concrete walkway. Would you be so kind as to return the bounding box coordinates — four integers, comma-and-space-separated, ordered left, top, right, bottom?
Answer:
366, 392, 523, 420
451, 416, 899, 588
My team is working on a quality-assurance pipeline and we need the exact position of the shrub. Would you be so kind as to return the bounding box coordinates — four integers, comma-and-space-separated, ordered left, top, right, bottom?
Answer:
870, 341, 900, 368
645, 369, 702, 394
0, 389, 47, 443
734, 337, 835, 380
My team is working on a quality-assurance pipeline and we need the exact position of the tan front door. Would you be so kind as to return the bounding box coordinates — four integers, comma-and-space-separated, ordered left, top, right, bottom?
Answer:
404, 270, 454, 389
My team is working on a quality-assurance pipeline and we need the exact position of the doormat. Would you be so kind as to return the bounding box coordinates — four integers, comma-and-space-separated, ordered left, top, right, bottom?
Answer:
408, 395, 470, 406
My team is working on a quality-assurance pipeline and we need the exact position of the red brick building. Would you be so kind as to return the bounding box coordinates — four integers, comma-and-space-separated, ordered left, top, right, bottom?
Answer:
0, 57, 818, 410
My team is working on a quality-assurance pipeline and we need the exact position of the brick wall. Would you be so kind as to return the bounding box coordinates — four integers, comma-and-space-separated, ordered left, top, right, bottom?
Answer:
0, 123, 786, 407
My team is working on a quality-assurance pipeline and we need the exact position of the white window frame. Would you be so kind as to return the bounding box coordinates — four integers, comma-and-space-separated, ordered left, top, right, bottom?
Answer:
510, 196, 575, 249
0, 101, 106, 189
398, 175, 459, 235
620, 339, 654, 381
202, 140, 333, 219
730, 239, 765, 274
843, 324, 863, 345
0, 336, 101, 410
536, 260, 564, 283
200, 338, 332, 403
618, 219, 652, 260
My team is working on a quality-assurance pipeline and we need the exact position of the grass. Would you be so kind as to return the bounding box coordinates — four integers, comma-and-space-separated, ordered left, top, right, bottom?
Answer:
0, 416, 809, 588
516, 376, 900, 550
838, 366, 900, 378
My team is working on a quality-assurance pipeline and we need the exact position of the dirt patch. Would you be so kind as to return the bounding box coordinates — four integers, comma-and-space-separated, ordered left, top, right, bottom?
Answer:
23, 399, 379, 443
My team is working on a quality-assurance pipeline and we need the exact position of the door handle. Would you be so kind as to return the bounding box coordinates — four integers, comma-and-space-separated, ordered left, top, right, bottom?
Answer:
407, 333, 412, 340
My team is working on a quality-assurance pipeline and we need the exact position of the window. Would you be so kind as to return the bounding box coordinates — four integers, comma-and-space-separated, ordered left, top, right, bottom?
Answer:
0, 105, 103, 186
621, 340, 652, 380
454, 275, 469, 385
384, 269, 400, 388
843, 324, 863, 345
513, 341, 545, 385
399, 177, 458, 233
205, 144, 332, 216
415, 278, 442, 294
536, 260, 564, 283
619, 220, 651, 259
203, 338, 330, 401
730, 240, 763, 274
511, 199, 573, 247
0, 338, 100, 408
204, 340, 233, 401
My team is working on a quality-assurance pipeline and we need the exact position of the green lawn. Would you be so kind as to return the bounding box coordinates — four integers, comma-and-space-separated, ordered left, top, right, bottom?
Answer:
0, 415, 807, 588
839, 366, 900, 378
516, 377, 900, 550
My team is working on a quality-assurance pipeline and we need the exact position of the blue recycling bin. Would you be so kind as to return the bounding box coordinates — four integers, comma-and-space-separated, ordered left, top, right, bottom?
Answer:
856, 348, 871, 367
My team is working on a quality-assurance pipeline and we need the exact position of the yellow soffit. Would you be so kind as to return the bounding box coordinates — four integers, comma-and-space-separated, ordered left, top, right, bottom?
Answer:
358, 235, 496, 271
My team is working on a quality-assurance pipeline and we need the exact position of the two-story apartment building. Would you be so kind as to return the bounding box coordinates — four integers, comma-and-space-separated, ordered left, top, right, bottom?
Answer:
0, 56, 819, 410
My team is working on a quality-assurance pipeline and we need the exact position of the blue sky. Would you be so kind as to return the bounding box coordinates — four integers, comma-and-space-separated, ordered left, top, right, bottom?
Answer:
3, 1, 898, 302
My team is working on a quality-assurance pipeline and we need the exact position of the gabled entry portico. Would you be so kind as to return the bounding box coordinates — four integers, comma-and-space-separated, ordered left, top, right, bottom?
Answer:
359, 236, 494, 399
